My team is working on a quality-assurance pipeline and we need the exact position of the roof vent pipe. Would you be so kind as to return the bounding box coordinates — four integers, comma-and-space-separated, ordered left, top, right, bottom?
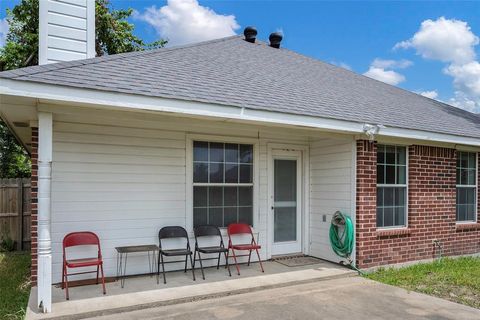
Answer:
269, 32, 283, 48
244, 26, 258, 43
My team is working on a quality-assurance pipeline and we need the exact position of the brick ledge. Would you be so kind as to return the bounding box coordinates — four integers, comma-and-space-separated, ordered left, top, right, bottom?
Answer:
376, 228, 411, 237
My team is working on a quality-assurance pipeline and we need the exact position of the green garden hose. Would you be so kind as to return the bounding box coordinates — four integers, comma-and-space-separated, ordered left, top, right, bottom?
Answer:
329, 211, 363, 274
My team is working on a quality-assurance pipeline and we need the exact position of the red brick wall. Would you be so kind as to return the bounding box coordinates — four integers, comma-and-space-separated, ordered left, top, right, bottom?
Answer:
355, 140, 379, 266
31, 127, 38, 285
356, 140, 480, 269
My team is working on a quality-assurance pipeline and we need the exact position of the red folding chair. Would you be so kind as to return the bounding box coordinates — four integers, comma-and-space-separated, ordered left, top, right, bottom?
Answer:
62, 231, 106, 300
227, 223, 264, 275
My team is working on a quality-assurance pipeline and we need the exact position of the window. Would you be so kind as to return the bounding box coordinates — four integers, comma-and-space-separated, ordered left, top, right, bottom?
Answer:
377, 145, 407, 228
193, 141, 253, 228
456, 152, 477, 222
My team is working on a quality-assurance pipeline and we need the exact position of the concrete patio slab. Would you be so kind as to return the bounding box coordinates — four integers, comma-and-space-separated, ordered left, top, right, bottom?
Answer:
90, 277, 480, 320
26, 260, 355, 320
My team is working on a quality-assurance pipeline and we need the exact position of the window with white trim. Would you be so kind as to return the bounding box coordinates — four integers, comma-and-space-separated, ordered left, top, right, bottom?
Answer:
193, 141, 253, 228
456, 151, 477, 222
377, 145, 407, 228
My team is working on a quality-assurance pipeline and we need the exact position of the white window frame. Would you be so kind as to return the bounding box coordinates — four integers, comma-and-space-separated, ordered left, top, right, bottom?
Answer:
186, 134, 259, 233
376, 144, 409, 230
456, 151, 478, 224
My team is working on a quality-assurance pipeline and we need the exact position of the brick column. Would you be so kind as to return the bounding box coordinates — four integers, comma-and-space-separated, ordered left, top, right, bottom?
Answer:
355, 140, 377, 268
31, 127, 38, 285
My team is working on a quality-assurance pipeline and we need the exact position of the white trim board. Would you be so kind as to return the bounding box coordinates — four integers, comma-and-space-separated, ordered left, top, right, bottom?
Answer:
267, 143, 310, 258
349, 139, 357, 267
86, 0, 95, 59
2, 79, 480, 147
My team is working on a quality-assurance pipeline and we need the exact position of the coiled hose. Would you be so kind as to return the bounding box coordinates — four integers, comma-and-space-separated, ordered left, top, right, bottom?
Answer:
329, 211, 363, 274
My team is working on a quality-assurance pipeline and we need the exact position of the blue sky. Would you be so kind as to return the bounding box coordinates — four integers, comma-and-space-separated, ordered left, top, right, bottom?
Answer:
1, 1, 479, 112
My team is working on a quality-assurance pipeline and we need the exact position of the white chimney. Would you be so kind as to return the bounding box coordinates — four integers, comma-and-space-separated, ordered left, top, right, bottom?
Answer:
39, 0, 95, 65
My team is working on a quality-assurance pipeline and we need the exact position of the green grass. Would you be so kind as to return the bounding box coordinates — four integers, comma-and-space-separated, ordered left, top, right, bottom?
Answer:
366, 257, 480, 309
0, 252, 31, 320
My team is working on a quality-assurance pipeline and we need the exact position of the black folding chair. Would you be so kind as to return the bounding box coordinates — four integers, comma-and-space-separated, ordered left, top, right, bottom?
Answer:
157, 226, 195, 284
193, 225, 231, 280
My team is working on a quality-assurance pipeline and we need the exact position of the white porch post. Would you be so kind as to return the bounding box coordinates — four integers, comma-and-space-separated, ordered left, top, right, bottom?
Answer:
37, 112, 53, 313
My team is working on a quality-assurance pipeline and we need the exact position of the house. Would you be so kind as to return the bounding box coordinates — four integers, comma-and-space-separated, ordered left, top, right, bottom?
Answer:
1, 0, 479, 314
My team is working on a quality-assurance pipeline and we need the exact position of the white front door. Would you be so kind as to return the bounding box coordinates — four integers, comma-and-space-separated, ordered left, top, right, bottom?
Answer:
270, 149, 302, 255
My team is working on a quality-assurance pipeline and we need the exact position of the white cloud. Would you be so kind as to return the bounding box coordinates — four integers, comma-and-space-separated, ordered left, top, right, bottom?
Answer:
396, 17, 480, 113
363, 58, 412, 85
331, 61, 352, 70
364, 67, 405, 85
419, 90, 439, 99
134, 0, 240, 46
449, 91, 479, 113
394, 17, 479, 64
0, 18, 9, 47
371, 58, 413, 69
339, 62, 352, 70
444, 61, 480, 98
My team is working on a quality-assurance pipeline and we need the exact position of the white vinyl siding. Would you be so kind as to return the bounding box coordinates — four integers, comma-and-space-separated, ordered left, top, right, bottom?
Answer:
309, 137, 355, 263
39, 0, 94, 64
48, 106, 355, 282
51, 121, 186, 282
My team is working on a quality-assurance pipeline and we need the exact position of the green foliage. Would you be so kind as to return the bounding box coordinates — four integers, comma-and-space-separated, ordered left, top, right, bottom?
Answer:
0, 252, 31, 319
0, 235, 15, 253
0, 0, 39, 70
0, 236, 15, 252
95, 0, 166, 56
366, 257, 480, 309
0, 0, 166, 70
0, 119, 31, 178
0, 222, 15, 252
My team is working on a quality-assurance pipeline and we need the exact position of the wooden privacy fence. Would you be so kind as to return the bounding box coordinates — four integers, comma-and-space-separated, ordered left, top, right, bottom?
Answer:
0, 178, 31, 251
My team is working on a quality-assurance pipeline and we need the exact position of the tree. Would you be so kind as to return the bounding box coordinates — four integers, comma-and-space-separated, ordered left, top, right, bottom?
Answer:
0, 0, 39, 70
95, 0, 166, 56
0, 119, 31, 178
0, 0, 166, 178
0, 0, 166, 70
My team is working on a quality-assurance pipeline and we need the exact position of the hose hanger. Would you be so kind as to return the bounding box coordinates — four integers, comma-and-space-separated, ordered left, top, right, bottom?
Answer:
331, 212, 346, 227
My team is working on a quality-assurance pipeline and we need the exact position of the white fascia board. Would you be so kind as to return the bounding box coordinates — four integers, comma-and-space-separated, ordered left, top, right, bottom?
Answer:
379, 126, 480, 148
1, 78, 480, 147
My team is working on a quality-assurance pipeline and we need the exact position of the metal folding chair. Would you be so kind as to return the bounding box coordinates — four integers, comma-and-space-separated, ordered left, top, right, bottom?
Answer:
193, 225, 231, 280
227, 223, 264, 275
157, 226, 195, 284
62, 231, 106, 300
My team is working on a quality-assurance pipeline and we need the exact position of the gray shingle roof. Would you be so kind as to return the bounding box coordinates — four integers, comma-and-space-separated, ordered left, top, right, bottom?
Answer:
1, 35, 479, 138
